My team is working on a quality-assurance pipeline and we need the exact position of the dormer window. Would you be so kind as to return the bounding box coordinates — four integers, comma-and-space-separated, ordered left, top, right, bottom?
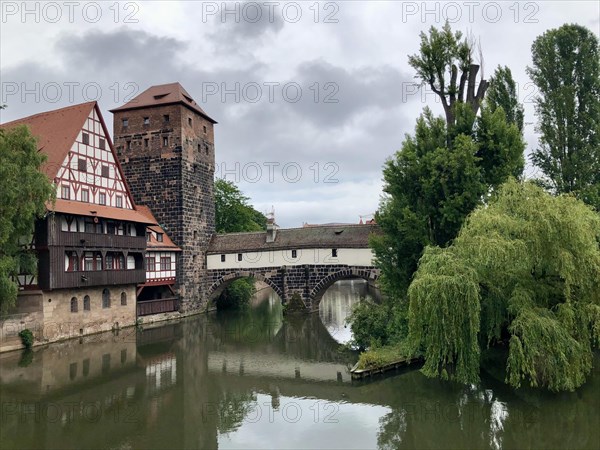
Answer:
157, 233, 163, 242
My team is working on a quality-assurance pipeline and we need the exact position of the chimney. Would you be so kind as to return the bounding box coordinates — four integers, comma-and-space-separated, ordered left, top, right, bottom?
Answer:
266, 214, 278, 243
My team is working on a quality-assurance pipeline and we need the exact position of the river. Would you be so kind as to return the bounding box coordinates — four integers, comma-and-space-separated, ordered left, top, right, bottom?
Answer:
0, 280, 598, 449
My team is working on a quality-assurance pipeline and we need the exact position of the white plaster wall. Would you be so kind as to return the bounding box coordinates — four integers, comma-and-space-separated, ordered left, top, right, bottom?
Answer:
207, 247, 374, 270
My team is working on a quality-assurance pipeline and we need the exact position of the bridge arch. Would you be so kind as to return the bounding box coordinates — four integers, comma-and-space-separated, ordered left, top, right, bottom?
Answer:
308, 267, 378, 309
207, 272, 284, 303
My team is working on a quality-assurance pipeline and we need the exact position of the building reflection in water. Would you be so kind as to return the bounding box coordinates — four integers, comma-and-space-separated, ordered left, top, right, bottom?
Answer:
0, 283, 598, 450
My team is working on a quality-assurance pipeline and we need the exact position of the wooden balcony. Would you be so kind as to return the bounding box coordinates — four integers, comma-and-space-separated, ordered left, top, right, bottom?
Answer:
54, 231, 146, 250
50, 269, 146, 290
137, 298, 179, 316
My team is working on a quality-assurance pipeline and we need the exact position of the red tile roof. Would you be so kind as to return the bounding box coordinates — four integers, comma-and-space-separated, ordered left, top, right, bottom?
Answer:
49, 199, 157, 225
1, 102, 96, 179
136, 205, 181, 251
110, 82, 217, 123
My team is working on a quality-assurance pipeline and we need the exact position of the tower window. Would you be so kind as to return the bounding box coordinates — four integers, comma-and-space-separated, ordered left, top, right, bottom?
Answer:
126, 140, 131, 150
205, 144, 209, 155
143, 117, 149, 125
163, 114, 170, 122
144, 138, 149, 148
99, 138, 105, 150
82, 133, 89, 145
163, 137, 168, 147
203, 125, 207, 134
122, 118, 128, 127
188, 117, 192, 126
198, 144, 201, 152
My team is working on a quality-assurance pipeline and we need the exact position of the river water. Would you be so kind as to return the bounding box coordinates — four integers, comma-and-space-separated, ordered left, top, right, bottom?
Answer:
0, 280, 598, 449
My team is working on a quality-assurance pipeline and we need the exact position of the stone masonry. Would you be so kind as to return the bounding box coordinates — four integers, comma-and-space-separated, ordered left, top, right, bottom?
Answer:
113, 100, 216, 312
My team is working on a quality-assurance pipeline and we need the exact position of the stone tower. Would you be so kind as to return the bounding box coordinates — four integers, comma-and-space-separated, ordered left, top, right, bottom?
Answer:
110, 83, 216, 310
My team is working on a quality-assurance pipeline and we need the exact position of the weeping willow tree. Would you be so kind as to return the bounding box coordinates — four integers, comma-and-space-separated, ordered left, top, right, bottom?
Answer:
408, 180, 600, 391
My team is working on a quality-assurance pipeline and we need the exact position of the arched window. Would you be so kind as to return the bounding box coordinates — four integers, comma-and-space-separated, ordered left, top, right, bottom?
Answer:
83, 295, 90, 311
70, 297, 78, 313
102, 289, 111, 308
121, 292, 127, 306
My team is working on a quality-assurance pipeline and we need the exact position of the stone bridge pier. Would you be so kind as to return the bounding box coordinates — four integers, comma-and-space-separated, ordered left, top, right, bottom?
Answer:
206, 264, 380, 311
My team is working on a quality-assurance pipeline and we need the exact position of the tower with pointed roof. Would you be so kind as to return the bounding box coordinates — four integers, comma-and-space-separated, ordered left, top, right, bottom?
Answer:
111, 83, 217, 310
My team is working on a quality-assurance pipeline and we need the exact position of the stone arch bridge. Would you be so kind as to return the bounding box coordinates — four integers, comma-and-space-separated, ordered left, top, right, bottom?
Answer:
205, 224, 380, 311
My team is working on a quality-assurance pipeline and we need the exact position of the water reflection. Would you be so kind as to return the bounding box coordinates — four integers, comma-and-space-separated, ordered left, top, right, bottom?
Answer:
319, 279, 380, 344
0, 285, 598, 450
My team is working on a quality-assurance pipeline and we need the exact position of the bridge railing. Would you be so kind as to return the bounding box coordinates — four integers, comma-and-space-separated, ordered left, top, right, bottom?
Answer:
137, 298, 179, 316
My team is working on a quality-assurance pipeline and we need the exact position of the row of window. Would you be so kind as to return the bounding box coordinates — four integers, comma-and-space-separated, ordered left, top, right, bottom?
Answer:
61, 185, 123, 207
121, 115, 207, 134
81, 132, 105, 150
69, 349, 127, 380
76, 158, 110, 177
69, 289, 127, 312
62, 218, 137, 235
146, 256, 172, 272
219, 249, 338, 262
67, 252, 133, 272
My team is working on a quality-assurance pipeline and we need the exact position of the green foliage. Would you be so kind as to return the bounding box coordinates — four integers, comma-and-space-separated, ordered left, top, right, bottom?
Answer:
528, 24, 600, 210
0, 126, 55, 314
18, 329, 34, 349
217, 278, 256, 310
347, 300, 407, 349
486, 66, 525, 133
408, 180, 600, 391
355, 343, 412, 370
215, 178, 267, 233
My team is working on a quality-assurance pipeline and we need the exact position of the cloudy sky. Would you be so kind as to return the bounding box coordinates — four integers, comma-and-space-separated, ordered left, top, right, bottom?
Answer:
1, 1, 598, 227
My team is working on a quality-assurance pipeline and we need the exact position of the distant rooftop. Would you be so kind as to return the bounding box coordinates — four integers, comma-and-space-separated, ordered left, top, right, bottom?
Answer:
110, 82, 217, 124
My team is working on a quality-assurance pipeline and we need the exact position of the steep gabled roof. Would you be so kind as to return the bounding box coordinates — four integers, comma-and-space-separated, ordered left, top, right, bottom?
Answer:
110, 82, 217, 124
207, 224, 380, 254
136, 205, 181, 251
1, 102, 96, 179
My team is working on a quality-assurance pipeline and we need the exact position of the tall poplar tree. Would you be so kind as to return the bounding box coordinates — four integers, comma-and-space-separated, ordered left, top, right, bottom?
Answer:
528, 24, 600, 210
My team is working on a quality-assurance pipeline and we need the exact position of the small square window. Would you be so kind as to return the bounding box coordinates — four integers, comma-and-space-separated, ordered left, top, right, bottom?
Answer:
122, 118, 128, 127
143, 117, 150, 125
78, 158, 87, 172
99, 138, 105, 150
291, 250, 297, 258
116, 196, 123, 208
163, 114, 170, 122
81, 189, 89, 203
237, 253, 242, 262
62, 185, 70, 200
82, 133, 89, 145
101, 165, 109, 178
221, 254, 226, 262
332, 249, 338, 258
99, 192, 106, 205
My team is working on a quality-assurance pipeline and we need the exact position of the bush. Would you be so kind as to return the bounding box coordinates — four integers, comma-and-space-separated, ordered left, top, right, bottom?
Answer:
347, 299, 408, 350
217, 278, 256, 310
18, 329, 34, 349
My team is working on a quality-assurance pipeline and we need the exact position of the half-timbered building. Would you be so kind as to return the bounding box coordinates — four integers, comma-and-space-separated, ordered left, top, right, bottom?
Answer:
1, 102, 156, 344
136, 205, 181, 317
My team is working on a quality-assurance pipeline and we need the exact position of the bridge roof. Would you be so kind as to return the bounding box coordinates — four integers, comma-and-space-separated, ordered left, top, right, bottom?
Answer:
207, 224, 379, 254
